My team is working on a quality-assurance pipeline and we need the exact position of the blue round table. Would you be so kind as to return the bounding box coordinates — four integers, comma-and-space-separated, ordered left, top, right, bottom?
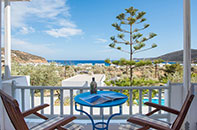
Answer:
74, 91, 128, 130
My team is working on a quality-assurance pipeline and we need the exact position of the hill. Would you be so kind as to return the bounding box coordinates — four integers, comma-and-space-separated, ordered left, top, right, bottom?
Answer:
1, 49, 47, 64
154, 49, 197, 62
134, 49, 197, 62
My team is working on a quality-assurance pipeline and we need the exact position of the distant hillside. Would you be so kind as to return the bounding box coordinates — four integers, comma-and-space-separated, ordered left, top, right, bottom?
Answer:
154, 49, 197, 62
1, 49, 47, 64
134, 49, 197, 62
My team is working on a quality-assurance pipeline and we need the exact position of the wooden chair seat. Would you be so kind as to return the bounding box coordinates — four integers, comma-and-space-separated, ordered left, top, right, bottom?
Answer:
30, 116, 83, 130
119, 114, 171, 130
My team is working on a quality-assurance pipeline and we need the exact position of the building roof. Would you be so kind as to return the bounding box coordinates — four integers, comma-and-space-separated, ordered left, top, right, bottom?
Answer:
62, 74, 105, 83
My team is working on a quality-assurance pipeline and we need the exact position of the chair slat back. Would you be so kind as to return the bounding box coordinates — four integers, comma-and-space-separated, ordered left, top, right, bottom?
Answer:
171, 91, 195, 130
0, 90, 29, 130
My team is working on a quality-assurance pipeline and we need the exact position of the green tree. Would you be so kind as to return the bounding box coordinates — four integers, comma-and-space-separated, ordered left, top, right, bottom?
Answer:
11, 62, 63, 86
153, 59, 164, 79
106, 7, 157, 85
164, 63, 182, 75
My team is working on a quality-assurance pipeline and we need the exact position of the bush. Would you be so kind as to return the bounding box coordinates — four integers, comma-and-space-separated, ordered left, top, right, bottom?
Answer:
12, 62, 64, 86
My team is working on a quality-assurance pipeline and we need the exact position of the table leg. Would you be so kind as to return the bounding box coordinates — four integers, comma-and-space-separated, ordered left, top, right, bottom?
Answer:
75, 103, 95, 130
106, 105, 122, 129
75, 103, 122, 130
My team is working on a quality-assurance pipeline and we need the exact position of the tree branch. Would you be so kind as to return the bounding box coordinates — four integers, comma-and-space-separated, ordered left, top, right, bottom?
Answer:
133, 47, 154, 54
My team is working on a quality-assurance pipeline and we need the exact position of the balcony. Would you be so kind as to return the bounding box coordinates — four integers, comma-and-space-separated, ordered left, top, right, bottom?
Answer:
1, 76, 196, 130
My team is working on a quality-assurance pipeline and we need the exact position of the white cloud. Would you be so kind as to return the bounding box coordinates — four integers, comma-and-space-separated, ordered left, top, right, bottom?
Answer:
58, 19, 76, 28
12, 38, 58, 56
45, 27, 82, 38
11, 0, 69, 28
19, 27, 35, 34
95, 38, 108, 43
10, 0, 82, 38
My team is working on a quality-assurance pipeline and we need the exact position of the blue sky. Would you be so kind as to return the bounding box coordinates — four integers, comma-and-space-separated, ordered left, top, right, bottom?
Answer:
4, 0, 197, 60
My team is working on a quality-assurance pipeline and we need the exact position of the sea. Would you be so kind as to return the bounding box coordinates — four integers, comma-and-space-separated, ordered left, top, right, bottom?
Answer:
47, 60, 111, 66
47, 60, 177, 66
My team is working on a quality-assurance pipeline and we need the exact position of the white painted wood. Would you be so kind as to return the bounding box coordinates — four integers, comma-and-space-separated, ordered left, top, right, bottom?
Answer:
148, 90, 152, 112
0, 2, 4, 129
13, 84, 171, 121
183, 0, 197, 129
0, 0, 2, 89
50, 89, 54, 115
129, 89, 133, 115
80, 89, 83, 115
30, 89, 34, 108
70, 89, 73, 115
4, 0, 11, 79
158, 89, 162, 114
40, 89, 44, 114
139, 90, 142, 114
60, 89, 63, 115
183, 0, 191, 94
14, 86, 169, 90
21, 89, 25, 112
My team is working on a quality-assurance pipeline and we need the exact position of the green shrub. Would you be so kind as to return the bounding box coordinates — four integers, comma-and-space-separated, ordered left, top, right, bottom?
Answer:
12, 62, 63, 86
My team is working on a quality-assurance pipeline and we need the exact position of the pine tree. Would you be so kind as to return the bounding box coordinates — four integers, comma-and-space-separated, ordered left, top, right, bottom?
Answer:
106, 7, 157, 85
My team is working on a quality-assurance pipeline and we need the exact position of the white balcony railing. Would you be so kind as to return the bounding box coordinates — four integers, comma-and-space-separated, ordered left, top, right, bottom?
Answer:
11, 81, 171, 121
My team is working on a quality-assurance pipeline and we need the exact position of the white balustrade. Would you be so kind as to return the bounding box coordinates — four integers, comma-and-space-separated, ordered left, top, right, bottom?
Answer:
11, 82, 171, 120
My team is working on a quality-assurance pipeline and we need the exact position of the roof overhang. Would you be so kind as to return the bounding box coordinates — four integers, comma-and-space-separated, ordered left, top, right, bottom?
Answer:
2, 0, 30, 2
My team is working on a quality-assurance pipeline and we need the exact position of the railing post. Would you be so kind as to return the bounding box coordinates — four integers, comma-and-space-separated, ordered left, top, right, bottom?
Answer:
158, 89, 162, 114
70, 89, 73, 115
11, 80, 16, 98
129, 89, 133, 115
21, 88, 25, 112
167, 81, 171, 122
60, 89, 64, 115
50, 89, 54, 115
167, 81, 172, 108
30, 89, 34, 108
80, 89, 83, 115
139, 89, 142, 114
40, 89, 44, 114
148, 89, 152, 112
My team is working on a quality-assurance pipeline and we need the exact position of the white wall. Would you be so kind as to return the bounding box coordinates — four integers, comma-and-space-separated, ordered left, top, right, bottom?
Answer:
0, 76, 30, 130
170, 83, 197, 130
187, 85, 197, 130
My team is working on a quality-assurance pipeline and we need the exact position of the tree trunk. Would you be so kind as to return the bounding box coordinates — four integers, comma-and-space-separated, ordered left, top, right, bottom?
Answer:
130, 25, 133, 86
155, 64, 157, 78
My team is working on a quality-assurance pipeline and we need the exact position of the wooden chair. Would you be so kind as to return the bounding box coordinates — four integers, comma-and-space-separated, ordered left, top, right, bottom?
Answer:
0, 89, 77, 130
119, 90, 194, 130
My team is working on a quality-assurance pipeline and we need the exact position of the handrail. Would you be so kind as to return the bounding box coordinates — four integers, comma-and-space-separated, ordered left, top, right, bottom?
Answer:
13, 85, 169, 90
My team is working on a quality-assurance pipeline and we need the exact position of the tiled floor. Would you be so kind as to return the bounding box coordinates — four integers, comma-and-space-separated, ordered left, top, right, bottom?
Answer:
27, 119, 125, 130
81, 123, 121, 130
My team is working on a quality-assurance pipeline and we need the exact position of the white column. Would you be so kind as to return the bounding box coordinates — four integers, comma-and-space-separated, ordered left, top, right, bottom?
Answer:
183, 0, 191, 94
4, 0, 11, 79
0, 1, 4, 130
0, 1, 2, 84
183, 0, 197, 130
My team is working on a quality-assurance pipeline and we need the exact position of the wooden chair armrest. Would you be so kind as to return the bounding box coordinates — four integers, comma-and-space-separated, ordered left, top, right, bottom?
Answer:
127, 117, 171, 130
144, 102, 180, 115
44, 116, 77, 130
22, 104, 49, 118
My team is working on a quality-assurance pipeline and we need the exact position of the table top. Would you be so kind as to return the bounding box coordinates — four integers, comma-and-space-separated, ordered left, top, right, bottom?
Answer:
74, 91, 128, 107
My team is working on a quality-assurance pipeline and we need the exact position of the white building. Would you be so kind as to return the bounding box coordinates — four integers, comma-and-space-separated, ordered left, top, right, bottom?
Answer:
62, 74, 106, 97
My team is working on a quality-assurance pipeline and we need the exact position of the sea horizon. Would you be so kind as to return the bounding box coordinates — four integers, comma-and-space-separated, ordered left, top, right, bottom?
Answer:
47, 60, 177, 66
47, 60, 111, 66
